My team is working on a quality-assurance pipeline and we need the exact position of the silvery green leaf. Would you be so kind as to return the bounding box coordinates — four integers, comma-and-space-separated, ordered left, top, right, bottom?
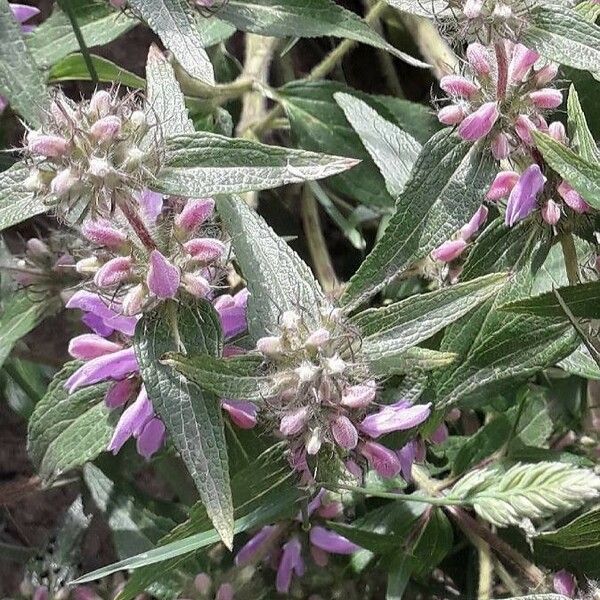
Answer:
0, 0, 49, 127
153, 132, 360, 197
566, 84, 600, 163
449, 462, 600, 528
0, 163, 48, 231
384, 0, 450, 18
366, 347, 456, 376
217, 195, 325, 339
196, 16, 236, 47
27, 0, 136, 70
334, 92, 422, 197
134, 299, 233, 548
27, 362, 115, 481
341, 130, 496, 309
559, 344, 600, 379
216, 0, 428, 68
128, 0, 215, 85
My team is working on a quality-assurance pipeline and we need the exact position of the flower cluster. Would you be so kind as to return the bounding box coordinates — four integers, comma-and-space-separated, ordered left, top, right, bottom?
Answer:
77, 193, 229, 315
438, 41, 562, 158
24, 89, 159, 222
255, 306, 431, 480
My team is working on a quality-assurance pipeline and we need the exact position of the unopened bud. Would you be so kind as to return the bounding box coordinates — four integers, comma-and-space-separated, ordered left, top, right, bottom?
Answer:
94, 256, 133, 287
305, 327, 330, 349
466, 43, 491, 76
122, 283, 146, 315
82, 219, 127, 248
306, 427, 323, 455
535, 63, 559, 86
176, 198, 215, 233
24, 169, 46, 192
88, 157, 112, 179
89, 90, 112, 118
509, 44, 539, 83
194, 573, 212, 595
184, 238, 226, 262
28, 134, 71, 158
491, 132, 510, 160
324, 355, 346, 375
341, 382, 377, 408
440, 75, 478, 98
26, 238, 51, 258
548, 121, 567, 143
281, 310, 301, 330
330, 415, 358, 450
432, 239, 467, 263
90, 115, 122, 142
51, 168, 77, 197
296, 361, 319, 382
75, 256, 101, 274
257, 335, 284, 355
129, 110, 147, 130
514, 114, 537, 145
541, 199, 561, 225
529, 89, 563, 110
181, 272, 211, 298
438, 104, 465, 126
280, 406, 310, 436
146, 250, 181, 299
463, 0, 483, 18
457, 102, 499, 141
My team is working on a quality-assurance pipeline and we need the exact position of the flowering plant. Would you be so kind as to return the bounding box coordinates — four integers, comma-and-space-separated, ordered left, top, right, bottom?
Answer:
1, 0, 600, 598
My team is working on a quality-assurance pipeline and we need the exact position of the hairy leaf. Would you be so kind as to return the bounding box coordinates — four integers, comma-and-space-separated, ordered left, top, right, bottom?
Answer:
535, 508, 600, 550
0, 163, 47, 231
567, 84, 600, 163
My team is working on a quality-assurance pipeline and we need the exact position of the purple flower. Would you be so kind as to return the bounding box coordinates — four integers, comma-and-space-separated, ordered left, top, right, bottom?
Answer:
107, 386, 153, 454
66, 290, 138, 336
460, 205, 488, 241
553, 570, 576, 598
457, 102, 499, 141
235, 525, 279, 566
136, 417, 166, 459
309, 526, 360, 555
137, 189, 164, 224
221, 400, 258, 429
146, 250, 181, 299
276, 537, 304, 594
431, 239, 468, 263
360, 402, 431, 438
360, 441, 402, 478
214, 289, 249, 338
505, 164, 546, 226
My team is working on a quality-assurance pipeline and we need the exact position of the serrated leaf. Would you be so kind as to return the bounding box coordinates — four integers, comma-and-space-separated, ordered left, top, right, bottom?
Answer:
567, 84, 600, 163
279, 81, 439, 209
522, 5, 600, 73
216, 195, 325, 339
163, 352, 275, 400
341, 130, 496, 308
134, 299, 233, 548
334, 92, 421, 197
153, 132, 359, 198
27, 362, 115, 481
27, 0, 136, 70
533, 131, 600, 209
145, 45, 193, 139
0, 0, 49, 126
216, 0, 428, 68
449, 462, 600, 528
351, 273, 507, 360
48, 53, 145, 88
0, 163, 48, 231
559, 344, 600, 379
502, 281, 600, 319
535, 508, 600, 549
128, 0, 214, 85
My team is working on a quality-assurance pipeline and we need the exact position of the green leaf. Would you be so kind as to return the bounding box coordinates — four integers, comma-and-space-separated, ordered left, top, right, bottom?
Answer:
533, 130, 600, 209
351, 273, 507, 360
367, 347, 456, 376
27, 362, 115, 481
27, 0, 136, 70
334, 92, 421, 197
279, 81, 439, 209
216, 0, 428, 68
145, 44, 194, 139
0, 292, 53, 368
217, 195, 325, 339
449, 462, 600, 528
153, 132, 359, 198
48, 53, 145, 88
411, 508, 453, 576
386, 554, 414, 600
0, 163, 47, 231
134, 299, 233, 548
535, 508, 600, 549
0, 0, 49, 126
567, 84, 600, 163
128, 0, 214, 84
384, 0, 448, 17
83, 464, 175, 560
522, 5, 600, 72
559, 344, 600, 379
341, 130, 496, 308
163, 352, 276, 401
501, 281, 600, 319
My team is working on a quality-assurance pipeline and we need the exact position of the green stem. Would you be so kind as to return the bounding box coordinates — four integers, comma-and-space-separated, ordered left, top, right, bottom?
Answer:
560, 232, 581, 286
477, 537, 493, 600
57, 0, 98, 86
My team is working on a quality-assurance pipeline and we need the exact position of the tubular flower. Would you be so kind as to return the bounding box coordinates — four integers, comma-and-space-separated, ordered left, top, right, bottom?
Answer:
23, 89, 160, 222
254, 305, 430, 480
77, 194, 229, 315
438, 41, 562, 157
64, 288, 251, 458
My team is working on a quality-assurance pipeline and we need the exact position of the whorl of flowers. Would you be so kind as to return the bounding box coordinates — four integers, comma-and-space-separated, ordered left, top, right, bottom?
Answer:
438, 41, 562, 158
255, 306, 431, 481
23, 89, 160, 222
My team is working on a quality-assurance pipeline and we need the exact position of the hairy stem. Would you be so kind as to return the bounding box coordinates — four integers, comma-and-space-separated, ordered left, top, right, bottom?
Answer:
119, 201, 157, 251
560, 231, 581, 285
495, 41, 508, 100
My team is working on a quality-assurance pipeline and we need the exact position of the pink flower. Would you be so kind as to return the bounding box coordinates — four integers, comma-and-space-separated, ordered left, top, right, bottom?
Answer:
213, 289, 249, 338
221, 400, 258, 429
457, 102, 499, 141
184, 238, 226, 262
431, 239, 468, 263
175, 198, 215, 233
94, 256, 133, 288
340, 381, 377, 408
541, 199, 561, 225
146, 250, 181, 298
440, 75, 479, 98
505, 164, 546, 227
460, 205, 488, 240
438, 105, 465, 126
487, 171, 520, 201
107, 386, 154, 454
466, 43, 491, 76
28, 134, 71, 158
82, 219, 127, 249
529, 89, 563, 109
557, 181, 590, 214
360, 441, 402, 478
360, 402, 431, 438
491, 132, 510, 160
514, 114, 537, 145
136, 417, 166, 459
509, 44, 539, 83
553, 570, 576, 598
68, 334, 123, 360
90, 115, 122, 142
330, 415, 359, 450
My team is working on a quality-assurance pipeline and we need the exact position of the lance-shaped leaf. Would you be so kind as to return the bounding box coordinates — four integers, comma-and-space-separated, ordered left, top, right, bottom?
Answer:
134, 299, 234, 548
559, 344, 600, 380
448, 462, 600, 528
153, 132, 359, 198
522, 4, 600, 73
0, 0, 49, 127
535, 508, 600, 550
351, 272, 507, 360
216, 0, 428, 68
501, 281, 600, 319
217, 195, 325, 339
0, 163, 48, 231
145, 44, 193, 140
27, 362, 115, 481
334, 92, 421, 198
567, 84, 600, 163
27, 0, 136, 70
384, 0, 449, 17
163, 352, 277, 401
534, 131, 600, 210
432, 221, 578, 408
367, 347, 456, 376
341, 130, 496, 308
128, 0, 214, 84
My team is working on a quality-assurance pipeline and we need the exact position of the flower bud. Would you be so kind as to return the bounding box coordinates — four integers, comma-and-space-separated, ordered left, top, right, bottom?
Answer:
306, 427, 323, 455
82, 219, 127, 248
222, 400, 258, 429
94, 256, 133, 288
466, 43, 491, 76
147, 250, 181, 298
541, 199, 561, 225
341, 382, 377, 408
184, 238, 226, 262
514, 114, 537, 145
68, 334, 123, 360
90, 115, 122, 142
50, 167, 77, 197
129, 110, 147, 130
75, 256, 102, 274
553, 570, 576, 598
487, 171, 519, 200
26, 238, 51, 258
324, 355, 346, 375
304, 327, 331, 349
215, 584, 234, 600
557, 181, 590, 214
463, 0, 483, 18
529, 89, 563, 109
509, 44, 539, 83
280, 406, 310, 436
122, 283, 147, 315
360, 441, 402, 478
194, 573, 212, 595
457, 102, 499, 141
281, 310, 301, 330
534, 63, 559, 86
440, 75, 479, 98
28, 134, 70, 158
548, 121, 567, 143
89, 90, 112, 118
182, 272, 211, 298
88, 157, 112, 179
296, 361, 319, 382
310, 526, 360, 555
491, 132, 510, 160
257, 335, 284, 355
24, 169, 46, 192
460, 205, 488, 240
175, 198, 215, 233
438, 104, 465, 126
431, 239, 468, 263
330, 415, 358, 450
